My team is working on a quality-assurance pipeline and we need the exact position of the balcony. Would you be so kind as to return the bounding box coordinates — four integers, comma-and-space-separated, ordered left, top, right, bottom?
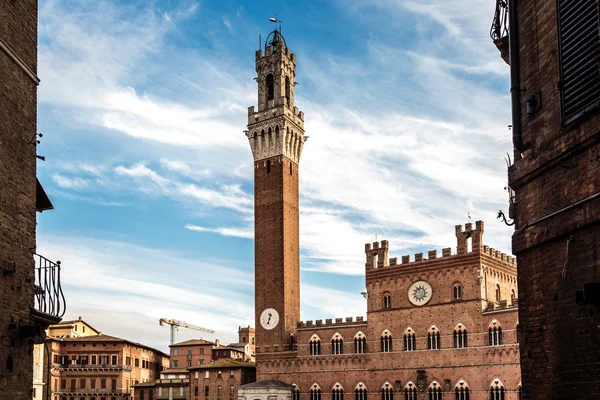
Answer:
32, 253, 66, 326
490, 0, 510, 64
54, 363, 133, 372
53, 388, 130, 396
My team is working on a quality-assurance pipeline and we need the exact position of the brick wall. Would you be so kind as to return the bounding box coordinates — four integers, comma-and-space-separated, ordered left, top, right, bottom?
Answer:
508, 0, 600, 398
254, 156, 300, 352
0, 1, 39, 399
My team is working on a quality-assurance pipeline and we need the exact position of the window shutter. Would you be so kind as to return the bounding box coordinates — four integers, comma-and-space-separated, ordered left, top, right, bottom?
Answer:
558, 0, 600, 123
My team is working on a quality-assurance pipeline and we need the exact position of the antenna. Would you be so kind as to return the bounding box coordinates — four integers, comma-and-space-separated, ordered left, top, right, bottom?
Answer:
468, 212, 472, 221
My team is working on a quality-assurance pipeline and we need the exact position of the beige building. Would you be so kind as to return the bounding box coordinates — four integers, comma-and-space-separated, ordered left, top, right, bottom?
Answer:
34, 318, 100, 400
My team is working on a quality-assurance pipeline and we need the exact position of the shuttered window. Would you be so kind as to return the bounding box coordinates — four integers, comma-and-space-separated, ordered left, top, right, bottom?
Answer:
558, 0, 600, 124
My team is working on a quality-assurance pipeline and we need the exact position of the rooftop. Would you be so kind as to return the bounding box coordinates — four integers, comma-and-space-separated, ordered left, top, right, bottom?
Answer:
170, 339, 215, 347
241, 380, 293, 389
49, 333, 169, 358
189, 358, 255, 370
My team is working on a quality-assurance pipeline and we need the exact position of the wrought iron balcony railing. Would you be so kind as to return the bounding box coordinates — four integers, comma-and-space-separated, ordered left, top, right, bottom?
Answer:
34, 253, 66, 320
490, 0, 508, 41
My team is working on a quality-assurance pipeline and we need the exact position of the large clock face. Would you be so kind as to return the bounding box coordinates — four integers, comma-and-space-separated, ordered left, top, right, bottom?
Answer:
260, 308, 280, 330
408, 280, 433, 306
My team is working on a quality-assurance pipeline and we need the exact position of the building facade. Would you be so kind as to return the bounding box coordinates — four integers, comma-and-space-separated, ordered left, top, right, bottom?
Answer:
34, 318, 100, 400
246, 29, 522, 400
170, 340, 215, 369
490, 0, 600, 398
188, 359, 256, 400
134, 368, 191, 400
47, 333, 169, 400
1, 1, 63, 399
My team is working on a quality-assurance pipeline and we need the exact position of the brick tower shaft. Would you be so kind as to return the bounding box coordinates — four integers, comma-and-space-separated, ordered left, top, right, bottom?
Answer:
246, 28, 306, 356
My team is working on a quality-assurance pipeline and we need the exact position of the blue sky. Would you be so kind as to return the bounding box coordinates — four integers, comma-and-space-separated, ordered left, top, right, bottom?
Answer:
36, 0, 513, 352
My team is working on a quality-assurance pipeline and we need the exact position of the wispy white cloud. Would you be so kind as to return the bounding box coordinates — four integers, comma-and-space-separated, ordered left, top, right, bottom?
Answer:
51, 173, 90, 189
185, 224, 253, 239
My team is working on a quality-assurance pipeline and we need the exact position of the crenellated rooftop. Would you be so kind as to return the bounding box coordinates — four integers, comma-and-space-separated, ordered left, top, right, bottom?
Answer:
296, 316, 367, 329
365, 221, 516, 270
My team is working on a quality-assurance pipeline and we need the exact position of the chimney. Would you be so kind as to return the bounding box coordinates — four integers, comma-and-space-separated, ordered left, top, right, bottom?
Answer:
215, 339, 220, 347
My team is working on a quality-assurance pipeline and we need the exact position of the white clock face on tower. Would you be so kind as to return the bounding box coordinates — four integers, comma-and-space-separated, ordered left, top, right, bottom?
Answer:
408, 280, 433, 306
260, 308, 280, 330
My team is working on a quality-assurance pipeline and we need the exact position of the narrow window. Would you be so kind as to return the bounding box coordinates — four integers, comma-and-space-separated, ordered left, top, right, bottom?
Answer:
428, 385, 442, 400
557, 0, 600, 124
380, 332, 393, 352
230, 385, 235, 396
292, 386, 300, 400
205, 386, 209, 396
331, 335, 343, 355
495, 284, 501, 302
267, 160, 271, 173
453, 284, 462, 300
290, 162, 293, 175
310, 387, 322, 400
332, 387, 344, 400
454, 387, 470, 400
286, 75, 291, 106
266, 74, 274, 101
218, 385, 223, 396
427, 328, 441, 350
309, 337, 321, 355
490, 383, 505, 400
354, 334, 366, 354
355, 387, 367, 400
383, 294, 391, 309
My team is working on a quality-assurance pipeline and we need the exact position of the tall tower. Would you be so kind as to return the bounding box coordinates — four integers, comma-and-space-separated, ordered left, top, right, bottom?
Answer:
246, 29, 306, 354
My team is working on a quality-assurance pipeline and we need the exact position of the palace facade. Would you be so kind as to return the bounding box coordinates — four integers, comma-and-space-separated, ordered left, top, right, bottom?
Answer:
244, 29, 521, 400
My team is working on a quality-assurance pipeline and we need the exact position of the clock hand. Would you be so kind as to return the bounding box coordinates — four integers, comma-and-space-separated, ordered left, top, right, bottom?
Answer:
267, 313, 272, 324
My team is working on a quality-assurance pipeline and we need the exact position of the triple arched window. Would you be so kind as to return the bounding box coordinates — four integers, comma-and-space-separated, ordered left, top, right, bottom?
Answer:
454, 381, 470, 400
404, 383, 417, 400
332, 384, 344, 400
331, 333, 344, 355
292, 385, 300, 400
427, 326, 441, 350
355, 383, 367, 400
381, 383, 393, 400
428, 382, 442, 400
354, 332, 367, 354
309, 335, 321, 355
453, 323, 468, 348
310, 384, 322, 400
404, 328, 416, 351
381, 330, 393, 352
490, 380, 505, 400
489, 320, 503, 346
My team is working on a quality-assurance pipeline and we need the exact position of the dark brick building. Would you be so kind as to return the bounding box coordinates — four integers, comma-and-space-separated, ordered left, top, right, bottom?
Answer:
1, 1, 62, 399
492, 0, 600, 398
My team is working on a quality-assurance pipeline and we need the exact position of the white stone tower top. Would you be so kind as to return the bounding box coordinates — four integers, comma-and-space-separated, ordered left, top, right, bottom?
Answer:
246, 29, 307, 164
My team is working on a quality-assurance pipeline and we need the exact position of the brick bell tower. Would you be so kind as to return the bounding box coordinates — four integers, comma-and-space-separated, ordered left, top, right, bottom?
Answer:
246, 28, 306, 356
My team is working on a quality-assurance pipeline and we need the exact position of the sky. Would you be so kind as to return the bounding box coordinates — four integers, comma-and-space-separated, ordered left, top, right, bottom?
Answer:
35, 0, 514, 353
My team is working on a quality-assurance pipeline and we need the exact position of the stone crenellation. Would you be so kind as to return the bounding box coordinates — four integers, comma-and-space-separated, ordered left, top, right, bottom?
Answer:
296, 316, 366, 329
365, 221, 516, 270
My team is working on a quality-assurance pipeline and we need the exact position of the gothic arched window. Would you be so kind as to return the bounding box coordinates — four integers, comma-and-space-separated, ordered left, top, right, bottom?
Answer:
309, 335, 321, 356
381, 383, 393, 400
380, 330, 393, 352
354, 332, 366, 354
488, 320, 503, 346
266, 73, 274, 101
354, 383, 367, 400
428, 382, 442, 400
331, 333, 343, 355
310, 384, 322, 400
332, 384, 344, 400
453, 323, 468, 348
404, 328, 416, 351
427, 326, 441, 350
489, 380, 505, 400
454, 381, 470, 400
404, 383, 417, 400
292, 385, 300, 400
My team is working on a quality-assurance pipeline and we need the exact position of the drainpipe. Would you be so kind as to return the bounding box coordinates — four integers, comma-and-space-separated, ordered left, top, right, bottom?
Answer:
509, 0, 530, 157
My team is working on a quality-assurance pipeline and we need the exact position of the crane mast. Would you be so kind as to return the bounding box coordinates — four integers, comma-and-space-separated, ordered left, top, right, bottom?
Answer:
159, 318, 215, 345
